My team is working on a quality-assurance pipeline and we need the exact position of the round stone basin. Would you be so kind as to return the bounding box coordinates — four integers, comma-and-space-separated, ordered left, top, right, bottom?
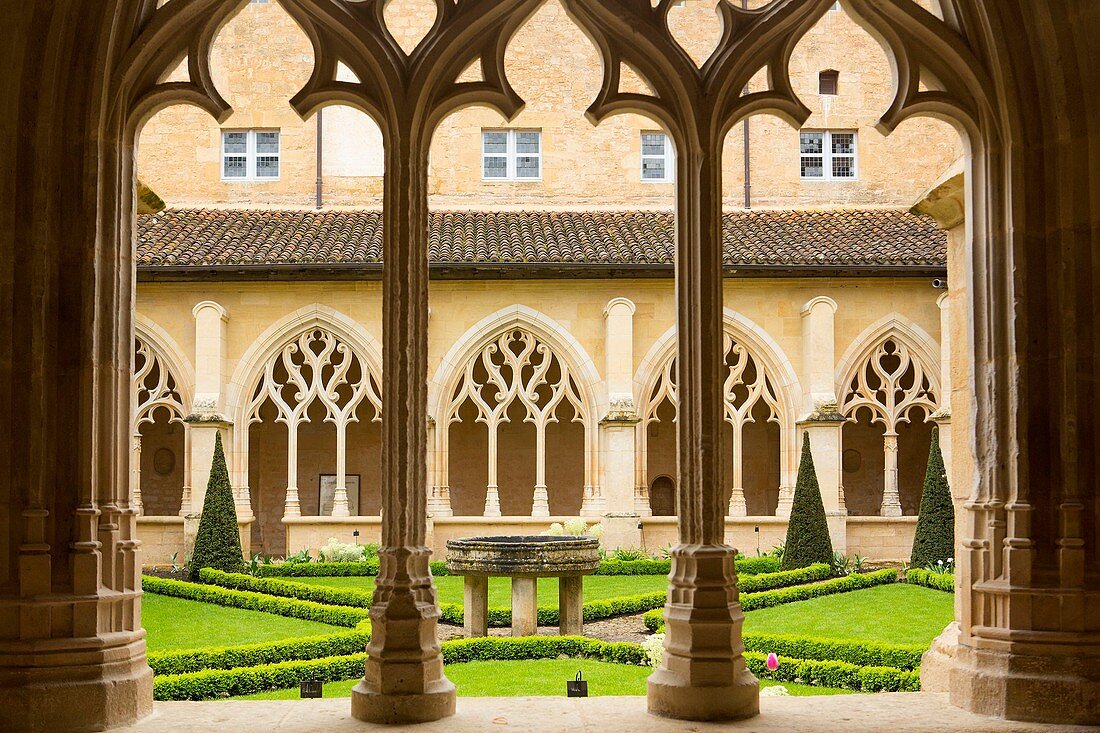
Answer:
445, 535, 600, 577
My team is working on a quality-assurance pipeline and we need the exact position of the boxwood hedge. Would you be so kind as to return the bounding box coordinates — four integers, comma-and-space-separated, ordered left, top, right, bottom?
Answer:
745, 651, 920, 692
906, 568, 954, 593
153, 635, 648, 700
643, 568, 898, 631
142, 576, 370, 627
742, 632, 924, 670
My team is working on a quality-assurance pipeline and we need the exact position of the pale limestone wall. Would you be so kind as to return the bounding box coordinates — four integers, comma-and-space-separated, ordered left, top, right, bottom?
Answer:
136, 0, 960, 210
135, 275, 943, 557
846, 517, 919, 561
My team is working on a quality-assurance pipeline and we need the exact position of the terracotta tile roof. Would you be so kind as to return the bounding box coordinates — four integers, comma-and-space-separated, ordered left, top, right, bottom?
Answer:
135, 208, 946, 272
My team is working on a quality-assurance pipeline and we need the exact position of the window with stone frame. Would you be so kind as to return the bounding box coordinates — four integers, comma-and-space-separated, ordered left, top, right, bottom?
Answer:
800, 130, 857, 180
641, 131, 675, 182
221, 129, 280, 181
482, 129, 541, 181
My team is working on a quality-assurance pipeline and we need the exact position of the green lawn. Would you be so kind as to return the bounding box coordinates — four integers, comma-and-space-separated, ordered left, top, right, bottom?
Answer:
285, 574, 670, 608
744, 583, 953, 646
228, 659, 853, 700
142, 593, 345, 653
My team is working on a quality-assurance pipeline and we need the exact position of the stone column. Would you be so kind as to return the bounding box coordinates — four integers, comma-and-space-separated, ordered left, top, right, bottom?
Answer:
880, 432, 903, 517
645, 128, 758, 720
600, 298, 640, 511
131, 433, 144, 516
351, 126, 454, 724
463, 576, 488, 638
532, 426, 550, 517
511, 577, 538, 636
559, 576, 584, 635
188, 301, 243, 518
795, 297, 846, 546
483, 425, 502, 517
931, 292, 953, 486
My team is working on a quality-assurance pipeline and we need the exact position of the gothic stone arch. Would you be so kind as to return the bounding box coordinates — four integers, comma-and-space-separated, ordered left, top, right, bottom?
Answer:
4, 0, 1098, 728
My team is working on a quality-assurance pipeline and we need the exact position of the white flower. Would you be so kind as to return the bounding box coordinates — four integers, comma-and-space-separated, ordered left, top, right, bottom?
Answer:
642, 634, 665, 667
761, 685, 791, 697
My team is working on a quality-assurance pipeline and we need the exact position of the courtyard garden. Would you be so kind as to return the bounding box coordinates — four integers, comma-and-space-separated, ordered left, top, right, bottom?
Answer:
140, 430, 957, 701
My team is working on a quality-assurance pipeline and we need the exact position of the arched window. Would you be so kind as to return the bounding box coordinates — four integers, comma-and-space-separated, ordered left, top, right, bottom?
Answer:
642, 332, 783, 517
445, 328, 589, 517
245, 327, 382, 552
133, 336, 187, 516
840, 336, 937, 516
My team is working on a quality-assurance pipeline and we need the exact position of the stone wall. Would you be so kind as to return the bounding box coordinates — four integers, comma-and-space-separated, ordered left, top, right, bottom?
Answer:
135, 0, 960, 210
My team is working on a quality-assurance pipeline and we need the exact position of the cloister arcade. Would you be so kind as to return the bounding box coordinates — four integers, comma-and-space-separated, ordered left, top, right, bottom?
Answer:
3, 0, 1098, 730
129, 299, 945, 558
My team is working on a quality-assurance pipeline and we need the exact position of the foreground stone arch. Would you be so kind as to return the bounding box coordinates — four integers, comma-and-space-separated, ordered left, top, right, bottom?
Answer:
2, 0, 1098, 728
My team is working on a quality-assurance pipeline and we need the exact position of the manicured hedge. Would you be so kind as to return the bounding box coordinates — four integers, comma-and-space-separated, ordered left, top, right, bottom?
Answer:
736, 556, 782, 575
153, 636, 648, 700
740, 568, 896, 612
737, 563, 832, 594
154, 652, 370, 700
142, 576, 370, 627
200, 569, 374, 608
441, 635, 648, 666
741, 633, 924, 671
906, 568, 954, 593
593, 558, 671, 576
745, 651, 920, 693
439, 591, 668, 628
255, 561, 379, 578
643, 569, 898, 631
148, 625, 371, 676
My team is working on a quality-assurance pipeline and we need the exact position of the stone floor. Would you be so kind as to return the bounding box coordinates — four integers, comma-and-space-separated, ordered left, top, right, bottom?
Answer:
114, 694, 1094, 732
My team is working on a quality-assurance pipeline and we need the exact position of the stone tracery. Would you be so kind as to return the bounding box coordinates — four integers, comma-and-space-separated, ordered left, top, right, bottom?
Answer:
444, 328, 593, 518
641, 332, 784, 518
245, 327, 382, 519
132, 336, 188, 516
840, 335, 938, 516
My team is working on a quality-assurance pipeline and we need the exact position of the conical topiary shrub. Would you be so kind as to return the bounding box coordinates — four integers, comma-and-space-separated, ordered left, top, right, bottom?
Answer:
781, 433, 834, 570
910, 425, 954, 568
187, 432, 243, 578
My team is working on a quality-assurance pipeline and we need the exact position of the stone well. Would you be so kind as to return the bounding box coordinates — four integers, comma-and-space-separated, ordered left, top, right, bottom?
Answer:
445, 535, 600, 637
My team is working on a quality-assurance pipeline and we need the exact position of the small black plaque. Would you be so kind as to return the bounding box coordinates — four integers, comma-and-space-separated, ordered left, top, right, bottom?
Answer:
566, 671, 588, 698
300, 680, 323, 699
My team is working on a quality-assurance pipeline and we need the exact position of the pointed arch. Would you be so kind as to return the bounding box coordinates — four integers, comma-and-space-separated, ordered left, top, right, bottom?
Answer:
632, 310, 802, 517
836, 312, 942, 420
134, 313, 194, 423
429, 305, 604, 516
226, 304, 384, 496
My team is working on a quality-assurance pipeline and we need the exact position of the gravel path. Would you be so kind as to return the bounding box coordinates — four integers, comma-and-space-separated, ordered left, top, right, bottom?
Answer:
438, 612, 654, 643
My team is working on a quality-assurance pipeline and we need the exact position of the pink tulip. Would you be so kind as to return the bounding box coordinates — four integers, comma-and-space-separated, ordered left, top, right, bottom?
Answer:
766, 653, 779, 671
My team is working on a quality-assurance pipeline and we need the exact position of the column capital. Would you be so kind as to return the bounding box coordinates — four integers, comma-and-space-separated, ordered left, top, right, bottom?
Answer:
601, 396, 640, 424
191, 300, 229, 321
603, 296, 637, 317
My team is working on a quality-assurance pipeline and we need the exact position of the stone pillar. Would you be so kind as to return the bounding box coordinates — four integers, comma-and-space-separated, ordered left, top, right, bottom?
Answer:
559, 576, 584, 636
131, 433, 144, 516
532, 426, 550, 517
931, 292, 953, 486
510, 577, 538, 636
600, 298, 640, 515
463, 576, 488, 638
796, 297, 846, 547
880, 432, 903, 517
188, 301, 243, 518
645, 130, 758, 721
349, 101, 455, 724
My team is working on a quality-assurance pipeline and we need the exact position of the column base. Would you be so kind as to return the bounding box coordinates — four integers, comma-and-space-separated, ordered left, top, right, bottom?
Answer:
947, 637, 1100, 726
647, 544, 760, 722
351, 678, 456, 725
1, 640, 153, 733
648, 667, 760, 721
